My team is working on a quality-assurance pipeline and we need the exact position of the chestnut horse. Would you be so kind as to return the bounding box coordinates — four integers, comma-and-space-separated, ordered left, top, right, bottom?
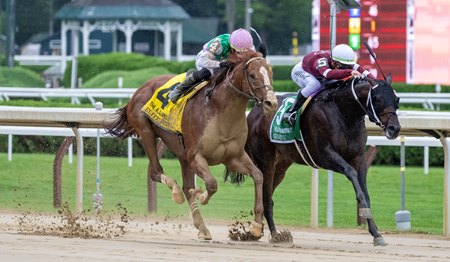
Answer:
105, 50, 277, 240
239, 75, 400, 245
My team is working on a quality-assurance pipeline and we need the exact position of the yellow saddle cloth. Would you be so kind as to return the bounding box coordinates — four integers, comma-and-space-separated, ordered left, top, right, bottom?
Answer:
142, 73, 207, 133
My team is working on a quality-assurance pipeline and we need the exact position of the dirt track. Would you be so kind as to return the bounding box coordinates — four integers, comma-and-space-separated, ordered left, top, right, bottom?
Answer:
1, 213, 449, 262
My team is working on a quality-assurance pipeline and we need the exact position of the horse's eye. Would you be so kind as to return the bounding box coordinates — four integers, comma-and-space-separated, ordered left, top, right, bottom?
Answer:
249, 73, 256, 80
373, 95, 384, 108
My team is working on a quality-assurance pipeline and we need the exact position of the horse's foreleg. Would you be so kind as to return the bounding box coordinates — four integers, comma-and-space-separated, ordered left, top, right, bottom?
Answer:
266, 158, 293, 242
357, 169, 387, 246
328, 153, 370, 217
181, 165, 211, 240
190, 154, 217, 205
226, 153, 264, 239
262, 169, 276, 236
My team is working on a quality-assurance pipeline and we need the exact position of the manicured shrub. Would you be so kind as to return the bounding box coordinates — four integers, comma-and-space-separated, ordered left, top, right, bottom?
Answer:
0, 66, 45, 87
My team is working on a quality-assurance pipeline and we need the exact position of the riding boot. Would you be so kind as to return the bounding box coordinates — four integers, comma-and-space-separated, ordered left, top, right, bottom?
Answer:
168, 70, 197, 103
282, 93, 307, 126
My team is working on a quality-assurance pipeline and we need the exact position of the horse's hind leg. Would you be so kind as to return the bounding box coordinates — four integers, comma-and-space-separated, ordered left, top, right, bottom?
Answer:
134, 118, 184, 204
180, 163, 212, 240
226, 153, 264, 239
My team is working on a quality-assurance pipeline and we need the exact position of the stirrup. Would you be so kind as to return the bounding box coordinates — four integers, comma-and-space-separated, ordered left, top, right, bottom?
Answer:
283, 112, 297, 126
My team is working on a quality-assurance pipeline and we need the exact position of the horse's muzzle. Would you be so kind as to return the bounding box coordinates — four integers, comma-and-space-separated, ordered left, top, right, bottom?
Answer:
261, 100, 278, 115
261, 90, 278, 115
385, 123, 401, 140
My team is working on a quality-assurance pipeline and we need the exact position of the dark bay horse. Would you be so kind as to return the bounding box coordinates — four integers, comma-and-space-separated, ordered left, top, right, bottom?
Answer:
243, 75, 400, 245
105, 50, 278, 240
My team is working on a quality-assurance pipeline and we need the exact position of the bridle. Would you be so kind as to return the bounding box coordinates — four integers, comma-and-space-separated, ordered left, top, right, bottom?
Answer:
350, 78, 398, 130
224, 56, 273, 106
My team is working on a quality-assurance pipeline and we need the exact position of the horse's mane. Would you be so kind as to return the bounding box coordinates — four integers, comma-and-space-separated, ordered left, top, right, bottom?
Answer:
227, 49, 261, 65
319, 77, 371, 102
208, 50, 263, 85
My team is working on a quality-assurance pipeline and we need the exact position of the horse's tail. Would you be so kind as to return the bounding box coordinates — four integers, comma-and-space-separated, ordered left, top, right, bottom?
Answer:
104, 104, 137, 139
223, 168, 247, 185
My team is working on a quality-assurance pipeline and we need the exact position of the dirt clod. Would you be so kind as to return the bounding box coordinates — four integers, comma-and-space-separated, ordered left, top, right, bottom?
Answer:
15, 202, 130, 239
227, 210, 263, 241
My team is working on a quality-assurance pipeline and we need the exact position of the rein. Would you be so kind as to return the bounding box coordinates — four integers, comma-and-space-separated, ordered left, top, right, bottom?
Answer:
349, 78, 397, 130
224, 56, 272, 106
350, 78, 385, 129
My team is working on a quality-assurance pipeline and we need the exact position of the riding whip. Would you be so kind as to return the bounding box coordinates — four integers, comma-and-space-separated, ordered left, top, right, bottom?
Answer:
363, 41, 387, 81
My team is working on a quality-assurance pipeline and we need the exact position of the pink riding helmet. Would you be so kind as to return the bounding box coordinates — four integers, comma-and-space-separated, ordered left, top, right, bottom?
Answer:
230, 28, 254, 52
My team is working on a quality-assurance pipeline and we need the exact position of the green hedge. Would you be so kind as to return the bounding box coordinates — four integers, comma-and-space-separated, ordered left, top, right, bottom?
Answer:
370, 146, 444, 167
82, 67, 172, 88
272, 65, 292, 81
62, 53, 195, 87
0, 66, 45, 87
392, 82, 450, 92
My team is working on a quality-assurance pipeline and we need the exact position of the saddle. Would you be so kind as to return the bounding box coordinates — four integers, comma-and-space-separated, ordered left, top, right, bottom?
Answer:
142, 73, 208, 133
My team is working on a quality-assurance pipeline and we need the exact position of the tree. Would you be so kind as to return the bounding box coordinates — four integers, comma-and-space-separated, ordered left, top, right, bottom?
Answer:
234, 0, 312, 55
14, 0, 69, 46
11, 0, 312, 55
173, 0, 312, 55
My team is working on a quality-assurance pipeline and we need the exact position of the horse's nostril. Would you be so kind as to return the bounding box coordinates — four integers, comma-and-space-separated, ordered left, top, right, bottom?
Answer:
263, 100, 276, 109
388, 125, 400, 134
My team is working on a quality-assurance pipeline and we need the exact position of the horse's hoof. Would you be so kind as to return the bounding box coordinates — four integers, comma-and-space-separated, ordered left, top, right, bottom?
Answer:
189, 188, 203, 199
198, 229, 212, 240
198, 191, 209, 205
359, 208, 373, 219
249, 221, 263, 238
373, 236, 388, 246
189, 188, 209, 204
269, 230, 293, 243
171, 184, 185, 204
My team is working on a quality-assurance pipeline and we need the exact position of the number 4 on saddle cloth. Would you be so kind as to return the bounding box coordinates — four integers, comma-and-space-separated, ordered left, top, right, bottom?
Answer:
141, 73, 208, 133
270, 95, 313, 144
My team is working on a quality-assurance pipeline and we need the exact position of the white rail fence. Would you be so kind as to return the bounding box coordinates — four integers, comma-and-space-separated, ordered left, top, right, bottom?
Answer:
1, 87, 449, 109
0, 87, 136, 106
0, 126, 134, 167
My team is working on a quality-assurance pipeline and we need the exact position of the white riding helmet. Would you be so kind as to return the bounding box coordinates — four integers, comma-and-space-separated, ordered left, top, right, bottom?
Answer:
331, 44, 356, 65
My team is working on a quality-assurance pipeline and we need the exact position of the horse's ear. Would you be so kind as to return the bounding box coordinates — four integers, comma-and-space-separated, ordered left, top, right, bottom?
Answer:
386, 73, 392, 84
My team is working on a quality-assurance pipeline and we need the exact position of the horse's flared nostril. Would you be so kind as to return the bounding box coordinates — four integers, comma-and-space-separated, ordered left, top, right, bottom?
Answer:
387, 124, 401, 139
263, 100, 278, 114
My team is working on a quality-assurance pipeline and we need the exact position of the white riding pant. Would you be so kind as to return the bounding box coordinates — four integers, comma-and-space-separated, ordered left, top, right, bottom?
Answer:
196, 50, 220, 75
291, 61, 321, 97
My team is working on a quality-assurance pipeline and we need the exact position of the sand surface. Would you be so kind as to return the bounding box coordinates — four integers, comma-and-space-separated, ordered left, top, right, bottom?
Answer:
1, 212, 449, 262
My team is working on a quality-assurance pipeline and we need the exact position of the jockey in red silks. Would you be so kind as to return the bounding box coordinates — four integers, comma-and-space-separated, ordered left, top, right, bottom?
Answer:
168, 28, 267, 103
282, 44, 375, 125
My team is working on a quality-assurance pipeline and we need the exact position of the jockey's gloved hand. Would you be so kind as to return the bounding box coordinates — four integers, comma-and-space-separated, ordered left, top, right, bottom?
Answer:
219, 61, 231, 68
258, 43, 267, 58
351, 70, 362, 78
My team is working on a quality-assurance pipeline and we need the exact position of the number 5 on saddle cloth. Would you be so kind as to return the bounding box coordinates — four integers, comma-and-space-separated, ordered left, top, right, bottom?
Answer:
270, 95, 312, 143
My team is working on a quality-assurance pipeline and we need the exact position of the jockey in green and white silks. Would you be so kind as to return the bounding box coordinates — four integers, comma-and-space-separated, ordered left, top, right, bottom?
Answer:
196, 32, 254, 74
168, 28, 259, 103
